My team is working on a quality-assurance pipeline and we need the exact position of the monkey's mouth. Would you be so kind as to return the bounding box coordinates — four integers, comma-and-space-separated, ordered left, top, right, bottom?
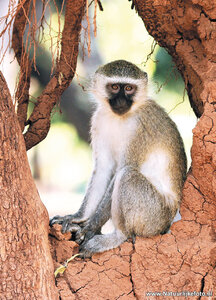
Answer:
111, 106, 131, 115
109, 98, 133, 115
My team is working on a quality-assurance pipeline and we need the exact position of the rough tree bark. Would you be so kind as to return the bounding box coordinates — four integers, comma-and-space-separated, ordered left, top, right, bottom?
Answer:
49, 1, 216, 299
12, 0, 32, 132
0, 72, 58, 299
0, 0, 87, 298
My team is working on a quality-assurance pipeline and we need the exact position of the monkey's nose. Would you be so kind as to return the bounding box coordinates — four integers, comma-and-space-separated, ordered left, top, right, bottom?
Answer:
112, 100, 131, 115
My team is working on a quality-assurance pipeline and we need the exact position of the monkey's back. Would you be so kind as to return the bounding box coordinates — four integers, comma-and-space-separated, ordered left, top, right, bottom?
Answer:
124, 99, 187, 208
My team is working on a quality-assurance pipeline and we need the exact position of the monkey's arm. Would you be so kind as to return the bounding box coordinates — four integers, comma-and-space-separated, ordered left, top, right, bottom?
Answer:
50, 152, 115, 236
74, 177, 115, 244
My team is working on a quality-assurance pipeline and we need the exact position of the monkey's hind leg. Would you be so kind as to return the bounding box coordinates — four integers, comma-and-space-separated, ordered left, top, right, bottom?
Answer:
79, 166, 173, 257
79, 229, 127, 258
111, 166, 173, 238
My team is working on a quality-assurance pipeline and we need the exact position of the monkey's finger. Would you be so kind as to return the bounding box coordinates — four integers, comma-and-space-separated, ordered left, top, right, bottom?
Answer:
66, 224, 85, 244
70, 218, 88, 225
73, 227, 86, 244
64, 223, 81, 233
61, 219, 72, 233
49, 215, 65, 226
50, 214, 75, 226
75, 234, 85, 245
62, 219, 84, 233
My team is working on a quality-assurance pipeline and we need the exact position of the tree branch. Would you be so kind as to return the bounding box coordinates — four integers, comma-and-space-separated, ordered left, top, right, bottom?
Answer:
12, 0, 32, 132
24, 0, 87, 150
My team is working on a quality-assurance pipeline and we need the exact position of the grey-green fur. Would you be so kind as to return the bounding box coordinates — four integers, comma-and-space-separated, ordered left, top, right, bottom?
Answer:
96, 60, 147, 79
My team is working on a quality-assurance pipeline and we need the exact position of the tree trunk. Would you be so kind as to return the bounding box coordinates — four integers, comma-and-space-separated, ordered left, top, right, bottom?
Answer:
0, 72, 58, 299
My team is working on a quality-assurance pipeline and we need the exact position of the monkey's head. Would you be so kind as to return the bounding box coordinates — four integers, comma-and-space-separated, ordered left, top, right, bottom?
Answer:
91, 60, 148, 116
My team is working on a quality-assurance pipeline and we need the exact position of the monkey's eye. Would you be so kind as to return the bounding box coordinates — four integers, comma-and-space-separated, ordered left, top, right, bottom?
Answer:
124, 84, 135, 94
125, 85, 132, 91
106, 84, 120, 94
111, 84, 120, 91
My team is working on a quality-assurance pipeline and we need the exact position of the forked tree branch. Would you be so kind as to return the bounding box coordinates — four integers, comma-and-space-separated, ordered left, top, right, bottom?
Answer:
24, 0, 87, 150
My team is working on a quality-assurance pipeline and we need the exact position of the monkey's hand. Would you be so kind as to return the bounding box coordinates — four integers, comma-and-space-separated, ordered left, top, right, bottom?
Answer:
50, 214, 89, 244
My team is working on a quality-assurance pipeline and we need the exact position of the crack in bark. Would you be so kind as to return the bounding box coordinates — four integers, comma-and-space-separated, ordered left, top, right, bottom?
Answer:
200, 9, 216, 22
73, 280, 92, 293
116, 293, 126, 299
198, 272, 208, 300
170, 232, 185, 274
189, 180, 207, 210
129, 240, 138, 300
64, 273, 81, 300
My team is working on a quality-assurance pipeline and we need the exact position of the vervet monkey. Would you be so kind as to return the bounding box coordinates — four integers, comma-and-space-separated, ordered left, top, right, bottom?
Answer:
50, 60, 187, 257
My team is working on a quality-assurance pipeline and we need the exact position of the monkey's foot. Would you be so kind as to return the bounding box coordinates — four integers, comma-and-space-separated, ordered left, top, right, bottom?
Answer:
79, 230, 127, 258
79, 237, 100, 258
79, 234, 111, 258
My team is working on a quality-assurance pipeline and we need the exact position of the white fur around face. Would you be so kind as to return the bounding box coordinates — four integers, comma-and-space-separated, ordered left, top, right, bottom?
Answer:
140, 149, 176, 205
91, 74, 148, 114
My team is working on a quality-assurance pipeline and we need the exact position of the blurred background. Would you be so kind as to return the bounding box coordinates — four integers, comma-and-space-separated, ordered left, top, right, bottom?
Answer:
1, 0, 197, 221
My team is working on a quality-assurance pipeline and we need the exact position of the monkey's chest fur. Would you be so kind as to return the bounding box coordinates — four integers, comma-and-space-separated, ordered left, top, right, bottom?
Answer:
92, 108, 136, 164
91, 105, 178, 212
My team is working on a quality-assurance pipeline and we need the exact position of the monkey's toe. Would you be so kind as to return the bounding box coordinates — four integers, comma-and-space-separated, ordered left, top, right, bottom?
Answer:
79, 243, 94, 258
79, 234, 104, 258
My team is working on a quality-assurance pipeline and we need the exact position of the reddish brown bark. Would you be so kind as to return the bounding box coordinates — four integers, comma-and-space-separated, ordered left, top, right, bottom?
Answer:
50, 213, 215, 299
0, 72, 58, 299
49, 1, 216, 298
134, 0, 216, 119
24, 0, 87, 150
12, 0, 32, 132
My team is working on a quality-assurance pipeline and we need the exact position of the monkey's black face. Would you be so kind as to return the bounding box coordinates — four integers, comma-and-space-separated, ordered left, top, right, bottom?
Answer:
106, 83, 136, 115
